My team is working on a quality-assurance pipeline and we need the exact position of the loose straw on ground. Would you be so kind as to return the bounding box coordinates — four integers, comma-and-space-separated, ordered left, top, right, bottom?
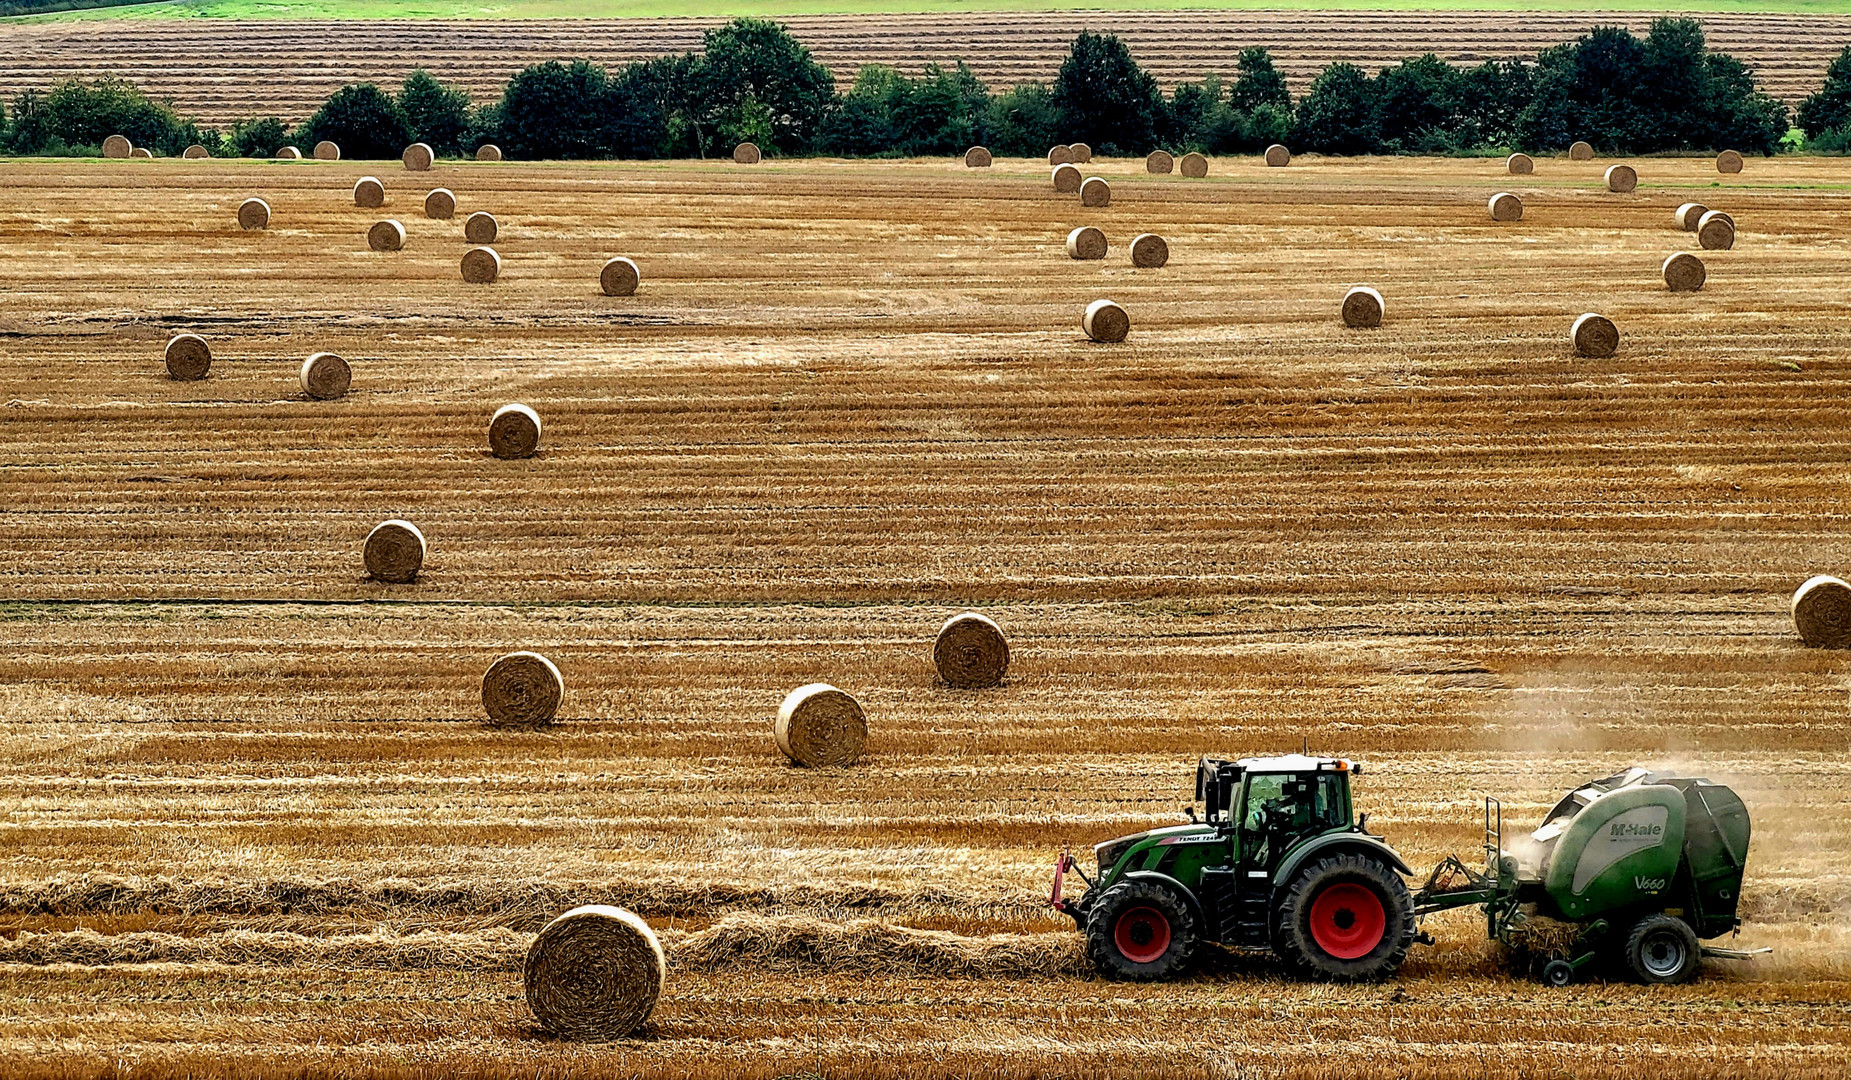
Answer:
489, 403, 542, 459
1793, 575, 1851, 648
1130, 233, 1168, 268
300, 352, 351, 399
933, 613, 1010, 688
482, 651, 563, 727
525, 905, 664, 1041
1342, 286, 1384, 328
775, 684, 866, 766
1083, 299, 1129, 343
600, 257, 640, 296
364, 519, 424, 583
164, 334, 211, 381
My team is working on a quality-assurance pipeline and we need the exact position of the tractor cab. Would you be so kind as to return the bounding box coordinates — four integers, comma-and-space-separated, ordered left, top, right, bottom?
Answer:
1198, 754, 1358, 873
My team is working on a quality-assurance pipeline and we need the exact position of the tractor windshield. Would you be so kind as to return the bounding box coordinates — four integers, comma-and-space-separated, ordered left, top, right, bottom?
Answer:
1240, 772, 1349, 867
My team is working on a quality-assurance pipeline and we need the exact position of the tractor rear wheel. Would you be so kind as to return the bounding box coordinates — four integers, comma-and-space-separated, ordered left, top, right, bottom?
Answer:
1274, 853, 1415, 981
1083, 879, 1198, 982
1623, 914, 1700, 985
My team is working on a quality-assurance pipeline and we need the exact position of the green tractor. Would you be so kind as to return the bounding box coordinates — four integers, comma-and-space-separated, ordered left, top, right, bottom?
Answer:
1050, 757, 1759, 984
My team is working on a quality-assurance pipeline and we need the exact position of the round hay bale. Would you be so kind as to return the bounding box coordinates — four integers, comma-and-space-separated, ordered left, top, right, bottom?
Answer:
1488, 191, 1523, 222
363, 519, 424, 583
1662, 251, 1705, 293
1507, 152, 1534, 175
183, 144, 209, 159
460, 246, 501, 284
1079, 176, 1111, 207
1069, 142, 1092, 163
1065, 226, 1107, 261
1129, 233, 1168, 269
299, 352, 351, 400
1717, 149, 1744, 174
163, 334, 211, 381
964, 145, 991, 168
1342, 286, 1384, 329
933, 612, 1010, 688
600, 256, 640, 296
313, 141, 340, 161
525, 905, 664, 1041
476, 144, 502, 162
1264, 144, 1290, 167
402, 142, 434, 171
424, 188, 456, 219
1697, 211, 1735, 251
237, 197, 270, 231
130, 147, 154, 160
1082, 299, 1129, 343
367, 219, 405, 252
1179, 152, 1208, 178
1051, 164, 1082, 193
1048, 145, 1073, 166
354, 177, 385, 209
464, 211, 498, 244
102, 135, 132, 159
1568, 141, 1594, 161
774, 683, 867, 767
1793, 574, 1851, 648
1571, 312, 1619, 358
733, 142, 760, 164
1146, 150, 1174, 174
1675, 202, 1708, 231
275, 146, 301, 160
482, 650, 563, 727
489, 403, 542, 459
1605, 164, 1637, 193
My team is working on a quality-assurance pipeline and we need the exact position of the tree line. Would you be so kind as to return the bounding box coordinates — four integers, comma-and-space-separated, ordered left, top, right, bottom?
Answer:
5, 18, 1844, 161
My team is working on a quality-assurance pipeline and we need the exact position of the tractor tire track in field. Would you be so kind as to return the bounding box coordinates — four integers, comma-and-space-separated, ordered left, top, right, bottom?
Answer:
0, 11, 1846, 126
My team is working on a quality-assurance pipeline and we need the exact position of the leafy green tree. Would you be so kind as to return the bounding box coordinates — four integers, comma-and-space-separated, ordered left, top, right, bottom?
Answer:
894, 63, 987, 156
1292, 63, 1379, 154
225, 116, 290, 158
1700, 52, 1788, 155
818, 65, 906, 156
603, 57, 683, 159
5, 77, 191, 155
1052, 31, 1163, 154
695, 19, 835, 154
398, 69, 472, 157
294, 83, 411, 160
1798, 46, 1851, 138
495, 59, 611, 159
1229, 47, 1291, 114
1457, 59, 1533, 147
981, 82, 1059, 156
1375, 54, 1462, 151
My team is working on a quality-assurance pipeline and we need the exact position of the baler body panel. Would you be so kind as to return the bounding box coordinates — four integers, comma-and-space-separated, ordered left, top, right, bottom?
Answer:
1541, 784, 1686, 920
1677, 782, 1751, 937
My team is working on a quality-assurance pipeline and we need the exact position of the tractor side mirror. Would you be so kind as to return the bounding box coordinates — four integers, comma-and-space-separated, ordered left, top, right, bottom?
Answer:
1358, 812, 1370, 834
1184, 806, 1198, 823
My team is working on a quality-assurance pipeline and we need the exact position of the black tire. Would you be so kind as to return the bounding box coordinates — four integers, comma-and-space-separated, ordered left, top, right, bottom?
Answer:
1083, 879, 1198, 982
1623, 914, 1700, 985
1274, 853, 1416, 981
1542, 959, 1576, 987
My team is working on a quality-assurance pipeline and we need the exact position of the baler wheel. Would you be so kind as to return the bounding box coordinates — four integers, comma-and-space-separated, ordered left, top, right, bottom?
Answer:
1275, 853, 1416, 981
1542, 959, 1576, 987
1083, 878, 1198, 982
1624, 914, 1700, 984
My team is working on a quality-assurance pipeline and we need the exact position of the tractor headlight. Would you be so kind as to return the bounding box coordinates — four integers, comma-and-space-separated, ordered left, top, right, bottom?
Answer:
1093, 832, 1148, 876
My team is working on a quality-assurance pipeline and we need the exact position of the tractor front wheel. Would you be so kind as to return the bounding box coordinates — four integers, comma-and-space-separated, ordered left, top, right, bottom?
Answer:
1083, 879, 1198, 982
1623, 914, 1700, 985
1275, 853, 1416, 981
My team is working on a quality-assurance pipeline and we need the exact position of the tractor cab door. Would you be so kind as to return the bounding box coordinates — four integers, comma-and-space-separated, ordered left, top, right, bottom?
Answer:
1237, 771, 1348, 876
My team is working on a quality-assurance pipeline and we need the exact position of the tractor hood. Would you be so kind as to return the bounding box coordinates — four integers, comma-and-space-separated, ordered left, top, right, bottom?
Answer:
1093, 824, 1217, 876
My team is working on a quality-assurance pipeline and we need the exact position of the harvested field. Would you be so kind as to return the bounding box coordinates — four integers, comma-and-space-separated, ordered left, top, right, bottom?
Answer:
0, 11, 1844, 126
0, 154, 1849, 1078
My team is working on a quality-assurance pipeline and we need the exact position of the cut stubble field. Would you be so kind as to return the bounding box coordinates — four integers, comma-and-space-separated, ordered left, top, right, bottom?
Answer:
0, 153, 1848, 1078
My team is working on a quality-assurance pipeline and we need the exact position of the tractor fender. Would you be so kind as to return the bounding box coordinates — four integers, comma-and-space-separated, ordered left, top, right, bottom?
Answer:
1272, 833, 1414, 887
1121, 871, 1206, 929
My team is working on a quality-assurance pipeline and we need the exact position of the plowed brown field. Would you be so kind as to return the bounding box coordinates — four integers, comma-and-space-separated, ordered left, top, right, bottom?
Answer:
1, 11, 1845, 126
1, 154, 1848, 1079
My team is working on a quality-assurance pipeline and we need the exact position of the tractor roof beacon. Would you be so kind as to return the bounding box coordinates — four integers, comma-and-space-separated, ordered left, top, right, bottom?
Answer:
1051, 758, 1763, 986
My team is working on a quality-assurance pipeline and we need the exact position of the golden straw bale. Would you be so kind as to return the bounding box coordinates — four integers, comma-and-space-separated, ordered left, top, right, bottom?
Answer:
1051, 164, 1081, 193
1569, 141, 1594, 160
1069, 142, 1092, 163
237, 198, 270, 230
1146, 150, 1174, 174
1697, 211, 1735, 250
1079, 176, 1111, 207
464, 211, 498, 244
964, 146, 991, 168
600, 256, 640, 296
733, 142, 760, 164
364, 519, 424, 583
1793, 575, 1851, 648
933, 612, 1010, 688
367, 220, 405, 252
1507, 153, 1533, 174
299, 352, 351, 400
102, 135, 132, 159
183, 144, 209, 159
353, 177, 385, 208
1662, 252, 1705, 292
1605, 164, 1637, 193
313, 141, 340, 161
460, 247, 501, 284
275, 146, 301, 160
1065, 226, 1106, 260
1488, 192, 1523, 221
482, 651, 563, 727
1342, 286, 1384, 328
130, 147, 153, 159
775, 683, 867, 767
1179, 152, 1208, 177
424, 188, 455, 219
1675, 202, 1708, 230
163, 334, 211, 381
1047, 145, 1072, 166
525, 906, 664, 1041
476, 144, 502, 162
489, 403, 542, 459
1571, 313, 1619, 358
402, 142, 434, 171
1717, 150, 1744, 174
1264, 144, 1290, 167
1082, 299, 1129, 343
1129, 233, 1168, 268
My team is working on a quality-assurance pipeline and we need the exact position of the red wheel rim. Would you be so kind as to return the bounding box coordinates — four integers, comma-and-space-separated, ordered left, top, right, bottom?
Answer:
1308, 882, 1387, 960
1113, 905, 1172, 964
